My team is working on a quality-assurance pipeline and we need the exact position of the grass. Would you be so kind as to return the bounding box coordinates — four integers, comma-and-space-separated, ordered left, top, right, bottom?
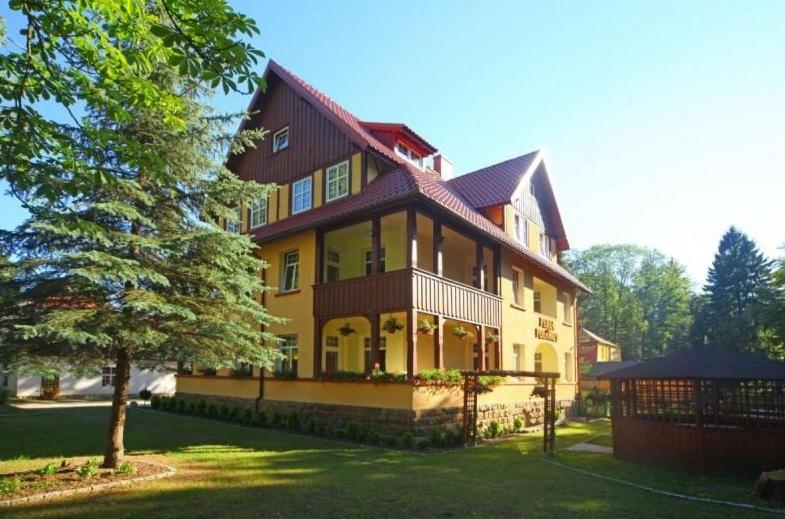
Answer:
0, 406, 772, 518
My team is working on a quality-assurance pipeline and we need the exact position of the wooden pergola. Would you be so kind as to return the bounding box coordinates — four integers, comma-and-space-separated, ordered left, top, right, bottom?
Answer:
461, 370, 561, 454
604, 346, 785, 474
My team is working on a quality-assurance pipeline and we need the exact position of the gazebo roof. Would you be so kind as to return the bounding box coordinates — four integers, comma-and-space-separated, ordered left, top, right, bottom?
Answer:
585, 361, 640, 378
602, 345, 785, 380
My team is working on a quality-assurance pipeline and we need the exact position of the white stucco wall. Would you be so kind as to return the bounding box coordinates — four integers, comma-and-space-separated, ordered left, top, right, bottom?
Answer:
11, 364, 176, 398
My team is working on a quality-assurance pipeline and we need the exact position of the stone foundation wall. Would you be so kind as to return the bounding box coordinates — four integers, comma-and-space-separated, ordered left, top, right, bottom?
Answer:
177, 391, 574, 438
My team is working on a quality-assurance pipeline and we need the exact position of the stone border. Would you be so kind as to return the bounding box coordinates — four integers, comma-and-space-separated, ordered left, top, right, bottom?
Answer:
0, 461, 177, 508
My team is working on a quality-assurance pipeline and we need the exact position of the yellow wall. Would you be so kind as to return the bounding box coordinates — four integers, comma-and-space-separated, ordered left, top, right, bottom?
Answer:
351, 153, 362, 194
313, 169, 323, 208
499, 248, 577, 387
278, 183, 290, 219
259, 230, 316, 378
177, 375, 259, 399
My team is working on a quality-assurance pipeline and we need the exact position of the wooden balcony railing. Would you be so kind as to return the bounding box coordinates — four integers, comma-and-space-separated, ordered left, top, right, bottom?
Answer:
313, 268, 501, 328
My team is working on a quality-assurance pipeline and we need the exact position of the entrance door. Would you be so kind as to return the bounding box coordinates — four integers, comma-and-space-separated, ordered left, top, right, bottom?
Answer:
40, 374, 60, 399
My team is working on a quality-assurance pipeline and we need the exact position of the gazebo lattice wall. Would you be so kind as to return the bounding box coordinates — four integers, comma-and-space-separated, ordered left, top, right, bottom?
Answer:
611, 377, 785, 473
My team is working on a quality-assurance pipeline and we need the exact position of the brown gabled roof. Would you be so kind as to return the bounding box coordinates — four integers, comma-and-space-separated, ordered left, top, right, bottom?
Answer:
579, 328, 620, 348
244, 61, 589, 292
602, 345, 785, 380
448, 152, 539, 209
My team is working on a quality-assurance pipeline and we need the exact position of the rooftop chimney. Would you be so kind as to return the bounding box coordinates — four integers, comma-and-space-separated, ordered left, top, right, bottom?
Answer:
433, 154, 453, 178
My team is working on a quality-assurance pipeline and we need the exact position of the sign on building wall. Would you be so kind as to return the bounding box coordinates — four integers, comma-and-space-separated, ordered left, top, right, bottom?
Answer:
535, 317, 558, 342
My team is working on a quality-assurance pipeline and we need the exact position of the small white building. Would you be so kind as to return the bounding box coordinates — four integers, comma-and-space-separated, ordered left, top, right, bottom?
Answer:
0, 364, 175, 398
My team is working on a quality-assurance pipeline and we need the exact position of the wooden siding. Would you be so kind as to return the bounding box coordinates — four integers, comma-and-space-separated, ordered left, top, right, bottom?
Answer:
313, 269, 412, 320
612, 417, 785, 474
230, 75, 358, 185
412, 268, 501, 328
313, 268, 502, 328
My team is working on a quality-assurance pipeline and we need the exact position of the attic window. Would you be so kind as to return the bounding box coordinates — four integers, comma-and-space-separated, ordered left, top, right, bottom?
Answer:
395, 142, 422, 168
273, 126, 289, 153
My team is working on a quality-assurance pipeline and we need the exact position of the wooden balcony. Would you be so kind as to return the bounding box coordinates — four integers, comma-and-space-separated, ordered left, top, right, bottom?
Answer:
313, 268, 501, 328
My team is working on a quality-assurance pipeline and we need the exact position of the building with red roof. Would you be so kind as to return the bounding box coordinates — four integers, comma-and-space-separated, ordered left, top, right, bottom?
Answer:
178, 61, 588, 436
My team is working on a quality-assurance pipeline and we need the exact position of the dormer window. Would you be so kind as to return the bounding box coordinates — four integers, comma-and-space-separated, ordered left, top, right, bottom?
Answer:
226, 206, 241, 233
395, 142, 423, 168
273, 126, 289, 153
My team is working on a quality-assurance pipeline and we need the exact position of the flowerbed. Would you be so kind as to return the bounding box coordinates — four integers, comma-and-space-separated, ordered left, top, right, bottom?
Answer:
0, 459, 171, 503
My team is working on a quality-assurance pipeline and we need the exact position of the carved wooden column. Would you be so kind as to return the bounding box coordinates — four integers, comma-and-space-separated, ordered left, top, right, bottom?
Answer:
406, 207, 417, 269
370, 312, 381, 369
434, 314, 443, 369
313, 319, 323, 378
433, 219, 443, 277
478, 325, 486, 371
407, 309, 417, 378
371, 217, 381, 275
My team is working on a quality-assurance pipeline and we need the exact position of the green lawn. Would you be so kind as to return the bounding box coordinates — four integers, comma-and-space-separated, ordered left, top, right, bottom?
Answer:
0, 406, 770, 518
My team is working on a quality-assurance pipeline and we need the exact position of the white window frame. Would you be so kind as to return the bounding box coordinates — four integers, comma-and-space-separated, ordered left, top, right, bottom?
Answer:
326, 248, 341, 282
101, 366, 116, 387
226, 206, 241, 233
534, 290, 542, 314
511, 268, 523, 307
363, 336, 387, 371
281, 250, 299, 292
539, 232, 550, 258
512, 344, 523, 371
250, 197, 267, 229
395, 142, 423, 169
324, 336, 340, 372
272, 126, 289, 153
292, 176, 312, 214
534, 352, 543, 373
363, 246, 386, 275
326, 160, 350, 202
276, 335, 298, 374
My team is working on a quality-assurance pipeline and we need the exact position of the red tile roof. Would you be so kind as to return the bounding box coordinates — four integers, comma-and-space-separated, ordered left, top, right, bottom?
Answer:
246, 61, 588, 292
447, 152, 539, 208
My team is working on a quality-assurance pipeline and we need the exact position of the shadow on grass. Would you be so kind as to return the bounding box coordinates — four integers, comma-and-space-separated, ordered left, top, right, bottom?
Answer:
0, 407, 770, 519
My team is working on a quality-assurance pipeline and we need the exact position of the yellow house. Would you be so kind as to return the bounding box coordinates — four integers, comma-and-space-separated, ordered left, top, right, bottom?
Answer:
176, 61, 590, 435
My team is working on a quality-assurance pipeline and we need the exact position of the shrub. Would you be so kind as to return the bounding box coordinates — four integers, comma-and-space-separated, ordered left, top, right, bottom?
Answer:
164, 397, 176, 412
138, 388, 152, 403
218, 404, 230, 420
368, 370, 408, 382
75, 459, 100, 479
401, 431, 414, 448
176, 399, 186, 414
0, 388, 11, 405
117, 462, 135, 474
242, 408, 253, 425
317, 423, 328, 436
0, 475, 21, 495
445, 427, 462, 446
196, 399, 207, 416
206, 403, 218, 418
306, 418, 317, 434
357, 428, 369, 442
368, 429, 381, 445
286, 412, 300, 430
252, 412, 267, 427
488, 420, 502, 438
150, 395, 162, 410
228, 406, 241, 422
185, 401, 197, 415
429, 427, 445, 448
271, 411, 284, 428
382, 435, 397, 448
513, 416, 524, 432
417, 439, 429, 450
36, 463, 58, 476
343, 421, 360, 440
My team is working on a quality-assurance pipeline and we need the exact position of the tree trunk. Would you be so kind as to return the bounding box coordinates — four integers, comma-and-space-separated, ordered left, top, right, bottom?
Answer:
103, 348, 131, 468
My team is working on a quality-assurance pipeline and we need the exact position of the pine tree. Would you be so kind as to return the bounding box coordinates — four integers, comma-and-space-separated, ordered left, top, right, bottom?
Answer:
703, 226, 772, 352
0, 1, 279, 468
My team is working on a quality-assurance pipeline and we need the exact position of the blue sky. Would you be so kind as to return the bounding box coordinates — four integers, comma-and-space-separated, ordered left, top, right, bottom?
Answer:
2, 1, 784, 284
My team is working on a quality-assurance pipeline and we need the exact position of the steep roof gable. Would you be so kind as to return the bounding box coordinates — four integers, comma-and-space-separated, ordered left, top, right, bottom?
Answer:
449, 151, 569, 249
236, 61, 586, 292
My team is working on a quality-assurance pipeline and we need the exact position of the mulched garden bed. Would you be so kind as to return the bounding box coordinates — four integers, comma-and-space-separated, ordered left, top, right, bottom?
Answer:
0, 459, 174, 505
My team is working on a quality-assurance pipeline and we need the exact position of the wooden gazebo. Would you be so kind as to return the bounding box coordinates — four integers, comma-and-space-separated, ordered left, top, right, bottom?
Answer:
603, 346, 785, 474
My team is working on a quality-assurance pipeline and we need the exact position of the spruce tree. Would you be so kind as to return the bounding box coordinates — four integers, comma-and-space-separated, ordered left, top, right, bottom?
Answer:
703, 226, 772, 352
0, 1, 279, 468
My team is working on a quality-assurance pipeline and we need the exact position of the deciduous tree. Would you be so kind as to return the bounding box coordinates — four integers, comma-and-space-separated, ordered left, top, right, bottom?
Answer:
0, 1, 279, 468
